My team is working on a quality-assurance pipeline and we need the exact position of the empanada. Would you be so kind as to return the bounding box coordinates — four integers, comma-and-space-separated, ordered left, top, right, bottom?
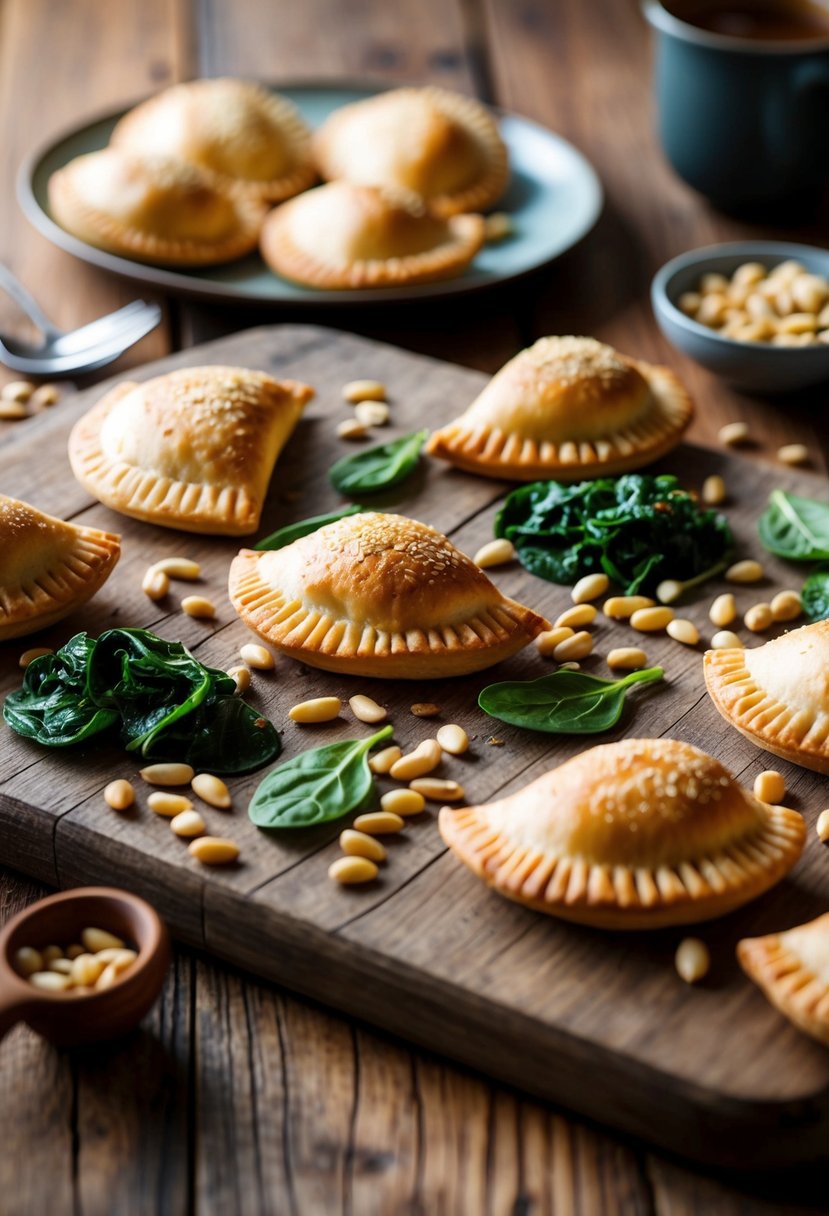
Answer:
228, 512, 549, 677
738, 913, 829, 1046
68, 366, 313, 536
426, 336, 694, 481
439, 738, 805, 928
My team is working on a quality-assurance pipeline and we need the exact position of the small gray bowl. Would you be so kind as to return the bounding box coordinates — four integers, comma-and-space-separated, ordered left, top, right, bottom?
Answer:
651, 241, 829, 393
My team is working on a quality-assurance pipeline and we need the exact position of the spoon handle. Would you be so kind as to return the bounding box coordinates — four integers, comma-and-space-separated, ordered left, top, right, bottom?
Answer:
0, 264, 58, 338
0, 986, 36, 1043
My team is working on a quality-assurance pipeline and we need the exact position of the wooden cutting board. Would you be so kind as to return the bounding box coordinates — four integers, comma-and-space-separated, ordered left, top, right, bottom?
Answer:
2, 324, 828, 1169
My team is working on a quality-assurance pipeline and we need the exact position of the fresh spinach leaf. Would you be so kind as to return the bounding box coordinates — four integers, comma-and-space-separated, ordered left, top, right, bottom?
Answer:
329, 429, 429, 497
758, 490, 829, 561
249, 724, 393, 829
801, 563, 829, 621
255, 504, 365, 551
478, 667, 664, 734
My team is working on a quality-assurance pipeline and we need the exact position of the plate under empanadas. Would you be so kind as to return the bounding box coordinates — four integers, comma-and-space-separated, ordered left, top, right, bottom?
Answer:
69, 366, 313, 536
439, 738, 805, 929
425, 336, 694, 481
228, 512, 549, 678
259, 182, 485, 290
48, 147, 265, 266
0, 494, 120, 640
111, 78, 316, 204
704, 620, 829, 775
738, 913, 829, 1046
312, 86, 508, 217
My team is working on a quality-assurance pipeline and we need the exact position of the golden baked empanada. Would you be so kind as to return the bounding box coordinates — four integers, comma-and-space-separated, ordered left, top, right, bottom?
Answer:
738, 913, 829, 1046
48, 147, 265, 266
111, 78, 315, 204
228, 512, 549, 678
312, 86, 508, 217
426, 336, 694, 481
260, 182, 485, 289
0, 494, 120, 640
68, 366, 313, 536
704, 621, 829, 775
439, 738, 805, 928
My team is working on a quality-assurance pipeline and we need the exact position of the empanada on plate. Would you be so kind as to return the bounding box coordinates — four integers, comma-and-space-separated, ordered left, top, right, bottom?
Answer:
426, 336, 694, 481
439, 738, 804, 929
0, 494, 120, 641
69, 366, 313, 536
228, 512, 549, 678
738, 913, 829, 1046
111, 78, 316, 204
48, 147, 265, 266
312, 86, 508, 217
260, 182, 485, 290
704, 620, 829, 775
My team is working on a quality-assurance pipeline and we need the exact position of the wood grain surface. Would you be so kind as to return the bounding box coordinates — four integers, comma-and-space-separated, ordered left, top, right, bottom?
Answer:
1, 0, 828, 1212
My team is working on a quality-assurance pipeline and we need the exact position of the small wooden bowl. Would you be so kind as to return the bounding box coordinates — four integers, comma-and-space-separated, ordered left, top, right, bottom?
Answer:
0, 887, 170, 1047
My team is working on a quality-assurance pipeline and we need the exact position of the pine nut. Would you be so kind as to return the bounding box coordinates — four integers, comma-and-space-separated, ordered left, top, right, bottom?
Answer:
553, 631, 593, 660
29, 971, 72, 991
726, 560, 764, 584
381, 789, 426, 817
603, 596, 655, 619
329, 856, 378, 884
71, 954, 105, 987
718, 422, 749, 447
340, 829, 386, 861
571, 573, 609, 603
536, 627, 574, 656
240, 643, 274, 670
607, 647, 648, 670
777, 444, 809, 466
409, 778, 464, 802
189, 836, 240, 865
484, 212, 512, 241
678, 291, 701, 316
48, 958, 74, 975
96, 963, 120, 990
228, 665, 251, 694
352, 811, 405, 835
192, 772, 231, 808
349, 694, 387, 724
289, 696, 341, 723
768, 260, 804, 284
181, 595, 216, 619
791, 273, 829, 313
656, 580, 684, 605
389, 740, 441, 780
31, 384, 60, 407
354, 400, 390, 427
13, 947, 44, 977
777, 312, 818, 335
109, 949, 138, 973
666, 619, 699, 645
142, 567, 170, 600
41, 945, 62, 964
1, 380, 34, 402
744, 603, 773, 632
817, 810, 829, 842
0, 400, 28, 419
65, 944, 84, 960
675, 938, 710, 984
152, 558, 201, 580
343, 379, 386, 403
555, 604, 597, 629
336, 418, 368, 440
559, 662, 581, 670
709, 594, 737, 627
436, 723, 469, 755
710, 630, 743, 649
170, 809, 207, 838
753, 771, 786, 804
368, 745, 402, 774
411, 703, 440, 718
733, 262, 766, 287
140, 762, 194, 786
82, 927, 125, 953
701, 272, 729, 293
104, 779, 135, 811
473, 538, 516, 568
19, 646, 53, 668
148, 791, 193, 817
93, 948, 134, 965
630, 606, 674, 632
770, 590, 802, 622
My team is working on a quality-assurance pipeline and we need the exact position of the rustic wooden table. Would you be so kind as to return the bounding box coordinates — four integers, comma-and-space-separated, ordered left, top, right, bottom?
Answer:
0, 1, 826, 1213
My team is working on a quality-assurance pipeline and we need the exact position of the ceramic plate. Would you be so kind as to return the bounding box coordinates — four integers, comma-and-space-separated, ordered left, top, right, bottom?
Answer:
18, 82, 604, 306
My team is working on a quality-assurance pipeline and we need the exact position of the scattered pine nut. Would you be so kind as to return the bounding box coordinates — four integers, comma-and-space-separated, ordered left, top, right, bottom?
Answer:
228, 665, 251, 694
240, 643, 274, 670
436, 723, 469, 755
411, 703, 440, 718
726, 559, 764, 584
152, 558, 201, 580
1, 380, 34, 402
817, 810, 829, 843
555, 604, 597, 629
409, 778, 464, 802
655, 580, 684, 605
140, 762, 194, 786
558, 661, 581, 670
607, 646, 648, 670
343, 379, 386, 403
349, 694, 387, 724
19, 646, 52, 668
104, 779, 135, 811
553, 631, 593, 661
354, 400, 390, 427
753, 771, 786, 804
170, 809, 207, 838
369, 745, 402, 775
390, 740, 441, 781
329, 856, 378, 884
675, 938, 710, 984
352, 810, 405, 835
289, 696, 341, 724
630, 606, 674, 632
709, 594, 737, 627
777, 444, 809, 466
181, 595, 216, 619
603, 595, 655, 619
148, 791, 193, 817
536, 626, 575, 656
189, 836, 240, 865
473, 538, 515, 569
336, 418, 368, 440
744, 603, 773, 632
0, 400, 28, 420
666, 619, 699, 645
192, 772, 231, 809
31, 384, 60, 407
82, 927, 125, 953
484, 212, 513, 241
710, 630, 743, 649
339, 829, 386, 862
381, 789, 426, 817
142, 567, 170, 601
13, 947, 43, 977
701, 475, 727, 505
571, 572, 609, 603
770, 590, 802, 622
718, 422, 750, 447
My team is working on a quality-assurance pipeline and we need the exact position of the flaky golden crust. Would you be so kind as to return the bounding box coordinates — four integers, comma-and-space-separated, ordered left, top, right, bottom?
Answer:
312, 86, 508, 217
0, 495, 120, 640
260, 182, 485, 289
111, 79, 316, 204
704, 621, 829, 775
439, 738, 805, 929
68, 366, 313, 536
426, 336, 694, 481
48, 148, 266, 267
738, 914, 829, 1046
228, 512, 549, 678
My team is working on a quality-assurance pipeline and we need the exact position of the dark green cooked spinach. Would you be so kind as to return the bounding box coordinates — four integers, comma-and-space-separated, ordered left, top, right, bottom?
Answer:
801, 563, 829, 621
329, 429, 429, 497
478, 667, 665, 734
758, 490, 829, 562
254, 504, 365, 551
